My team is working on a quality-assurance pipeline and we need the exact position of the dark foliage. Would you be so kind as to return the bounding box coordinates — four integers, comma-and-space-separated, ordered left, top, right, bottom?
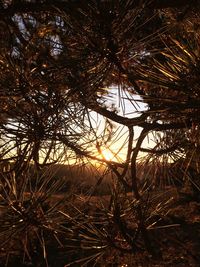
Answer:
0, 1, 200, 266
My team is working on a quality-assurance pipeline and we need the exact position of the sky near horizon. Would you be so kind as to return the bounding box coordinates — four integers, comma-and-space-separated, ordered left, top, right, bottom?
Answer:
88, 86, 156, 163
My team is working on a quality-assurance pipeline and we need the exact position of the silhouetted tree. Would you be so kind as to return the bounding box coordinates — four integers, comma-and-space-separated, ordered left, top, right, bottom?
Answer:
0, 1, 200, 266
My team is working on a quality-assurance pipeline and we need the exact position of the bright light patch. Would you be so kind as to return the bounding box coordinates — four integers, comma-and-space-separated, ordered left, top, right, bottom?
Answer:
101, 149, 116, 161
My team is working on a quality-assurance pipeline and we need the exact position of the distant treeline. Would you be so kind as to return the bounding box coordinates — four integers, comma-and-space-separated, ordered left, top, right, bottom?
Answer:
0, 162, 112, 196
0, 160, 195, 196
46, 163, 113, 195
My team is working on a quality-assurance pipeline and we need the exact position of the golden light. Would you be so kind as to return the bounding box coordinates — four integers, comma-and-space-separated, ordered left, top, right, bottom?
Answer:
101, 148, 116, 161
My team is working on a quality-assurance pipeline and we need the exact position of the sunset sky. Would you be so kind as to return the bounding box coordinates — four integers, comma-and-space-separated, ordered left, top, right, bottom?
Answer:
90, 86, 155, 163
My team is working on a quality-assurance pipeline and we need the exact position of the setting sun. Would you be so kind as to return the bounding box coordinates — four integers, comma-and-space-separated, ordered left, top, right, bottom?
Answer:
101, 149, 116, 161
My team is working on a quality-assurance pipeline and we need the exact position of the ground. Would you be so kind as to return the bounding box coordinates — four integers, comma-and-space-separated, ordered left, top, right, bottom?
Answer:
0, 188, 200, 266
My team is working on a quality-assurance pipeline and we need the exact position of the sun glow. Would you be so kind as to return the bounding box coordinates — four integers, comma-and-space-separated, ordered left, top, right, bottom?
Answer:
101, 148, 117, 161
